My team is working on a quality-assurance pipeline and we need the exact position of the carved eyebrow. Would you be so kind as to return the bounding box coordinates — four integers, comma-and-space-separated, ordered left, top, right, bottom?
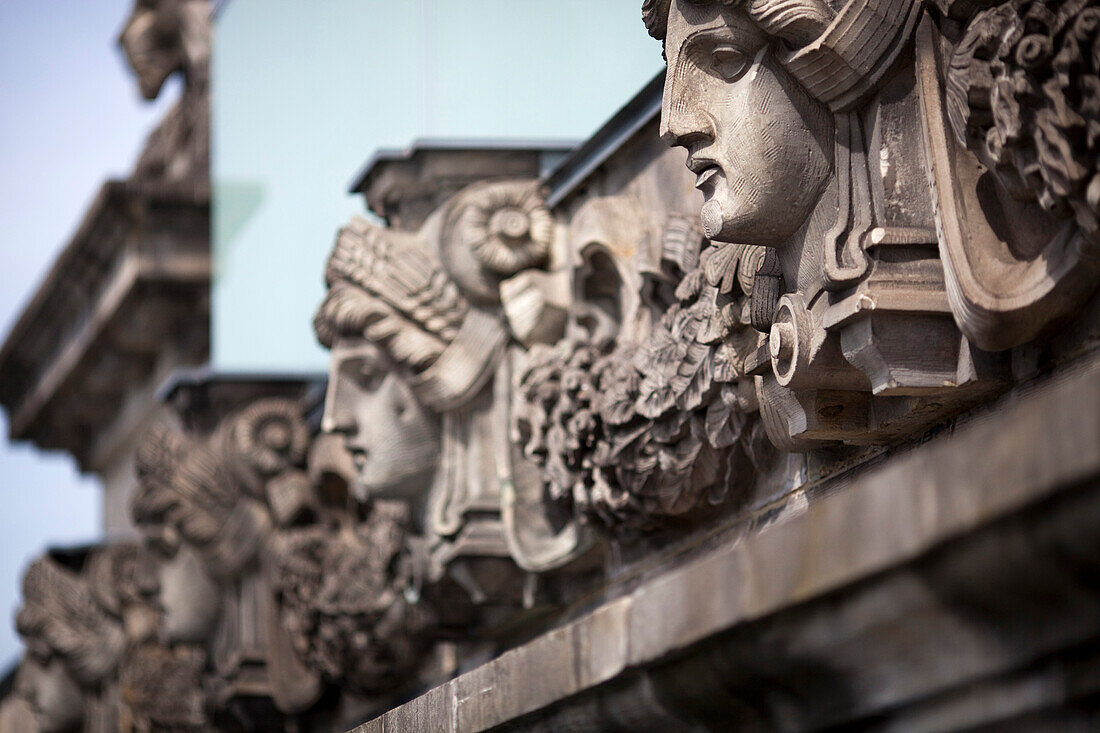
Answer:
676, 24, 766, 57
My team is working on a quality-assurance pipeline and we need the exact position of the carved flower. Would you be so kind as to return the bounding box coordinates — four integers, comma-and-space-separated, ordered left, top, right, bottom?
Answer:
456, 183, 553, 275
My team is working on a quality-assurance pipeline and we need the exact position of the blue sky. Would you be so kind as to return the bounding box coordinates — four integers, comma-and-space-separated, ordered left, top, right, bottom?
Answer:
0, 1, 179, 668
212, 0, 663, 371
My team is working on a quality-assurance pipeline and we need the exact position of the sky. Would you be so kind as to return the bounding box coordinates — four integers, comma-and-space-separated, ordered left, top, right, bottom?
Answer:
0, 1, 179, 669
212, 0, 663, 372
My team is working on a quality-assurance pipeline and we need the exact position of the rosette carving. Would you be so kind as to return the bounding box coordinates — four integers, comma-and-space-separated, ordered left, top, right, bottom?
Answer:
441, 181, 553, 303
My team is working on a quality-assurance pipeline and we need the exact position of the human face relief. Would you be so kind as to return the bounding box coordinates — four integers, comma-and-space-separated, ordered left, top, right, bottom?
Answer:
18, 654, 83, 733
140, 527, 222, 645
660, 0, 834, 247
322, 339, 440, 502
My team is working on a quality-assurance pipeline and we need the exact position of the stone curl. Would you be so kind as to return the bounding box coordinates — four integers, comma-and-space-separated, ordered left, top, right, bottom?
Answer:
643, 0, 833, 48
948, 0, 1100, 242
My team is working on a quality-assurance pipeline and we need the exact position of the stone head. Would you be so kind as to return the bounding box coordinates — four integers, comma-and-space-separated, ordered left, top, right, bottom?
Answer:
649, 0, 836, 245
320, 338, 440, 502
313, 218, 473, 503
15, 556, 125, 732
131, 423, 263, 643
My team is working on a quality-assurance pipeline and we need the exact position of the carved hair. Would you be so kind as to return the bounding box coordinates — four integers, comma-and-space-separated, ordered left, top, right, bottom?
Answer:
16, 557, 125, 687
132, 422, 266, 576
132, 423, 234, 546
643, 0, 833, 48
313, 217, 468, 374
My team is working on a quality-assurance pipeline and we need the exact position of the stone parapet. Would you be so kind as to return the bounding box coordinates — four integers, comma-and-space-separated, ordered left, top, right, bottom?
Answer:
355, 356, 1100, 731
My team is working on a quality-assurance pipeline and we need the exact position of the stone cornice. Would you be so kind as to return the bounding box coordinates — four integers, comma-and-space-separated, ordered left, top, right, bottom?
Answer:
355, 357, 1100, 731
0, 179, 210, 467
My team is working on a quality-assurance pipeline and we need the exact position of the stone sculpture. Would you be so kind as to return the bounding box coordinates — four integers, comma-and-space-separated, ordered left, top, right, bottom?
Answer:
315, 177, 592, 604
16, 556, 124, 733
639, 0, 1098, 450
515, 218, 770, 530
131, 395, 431, 719
14, 545, 206, 733
119, 0, 210, 184
934, 0, 1100, 348
264, 500, 432, 697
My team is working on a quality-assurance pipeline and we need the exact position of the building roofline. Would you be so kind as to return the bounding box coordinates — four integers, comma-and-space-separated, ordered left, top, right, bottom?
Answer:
0, 179, 209, 370
347, 137, 580, 196
541, 72, 664, 209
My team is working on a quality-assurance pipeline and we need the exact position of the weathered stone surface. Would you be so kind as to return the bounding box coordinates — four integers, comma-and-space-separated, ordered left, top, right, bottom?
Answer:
354, 356, 1100, 732
9, 0, 1100, 729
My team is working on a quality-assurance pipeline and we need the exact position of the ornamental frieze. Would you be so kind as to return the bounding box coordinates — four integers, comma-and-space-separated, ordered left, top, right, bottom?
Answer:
9, 0, 1100, 729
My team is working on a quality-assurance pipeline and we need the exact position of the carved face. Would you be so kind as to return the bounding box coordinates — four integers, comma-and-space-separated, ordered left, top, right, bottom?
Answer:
323, 339, 440, 502
660, 0, 833, 245
146, 536, 222, 644
18, 657, 83, 733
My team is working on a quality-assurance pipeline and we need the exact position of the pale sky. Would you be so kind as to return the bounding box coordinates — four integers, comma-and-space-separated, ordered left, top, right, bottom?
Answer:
0, 1, 179, 668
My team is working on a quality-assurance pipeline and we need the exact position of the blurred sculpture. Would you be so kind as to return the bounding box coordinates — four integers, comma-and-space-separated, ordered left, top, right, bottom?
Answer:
315, 178, 591, 605
264, 500, 433, 697
132, 395, 433, 718
119, 0, 210, 184
16, 556, 123, 733
15, 545, 206, 732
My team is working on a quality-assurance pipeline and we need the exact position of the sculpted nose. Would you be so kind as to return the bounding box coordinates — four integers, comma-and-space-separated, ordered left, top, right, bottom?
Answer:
321, 374, 356, 435
659, 67, 713, 148
136, 548, 160, 596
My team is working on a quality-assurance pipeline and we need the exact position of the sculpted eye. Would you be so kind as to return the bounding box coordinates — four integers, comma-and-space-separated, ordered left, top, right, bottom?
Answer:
359, 366, 385, 391
710, 45, 750, 81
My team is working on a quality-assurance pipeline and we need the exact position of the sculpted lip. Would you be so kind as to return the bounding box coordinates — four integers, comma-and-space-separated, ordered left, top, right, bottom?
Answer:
695, 166, 719, 189
687, 155, 720, 189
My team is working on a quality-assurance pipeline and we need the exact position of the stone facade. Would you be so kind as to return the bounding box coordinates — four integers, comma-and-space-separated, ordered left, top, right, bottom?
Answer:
6, 0, 1100, 730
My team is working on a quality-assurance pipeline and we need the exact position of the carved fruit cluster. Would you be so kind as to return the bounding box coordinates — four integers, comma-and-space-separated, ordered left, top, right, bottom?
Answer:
949, 0, 1100, 240
265, 502, 432, 694
516, 243, 769, 531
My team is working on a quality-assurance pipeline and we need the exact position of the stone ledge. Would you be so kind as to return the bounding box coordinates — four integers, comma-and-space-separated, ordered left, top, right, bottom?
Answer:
353, 357, 1100, 731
